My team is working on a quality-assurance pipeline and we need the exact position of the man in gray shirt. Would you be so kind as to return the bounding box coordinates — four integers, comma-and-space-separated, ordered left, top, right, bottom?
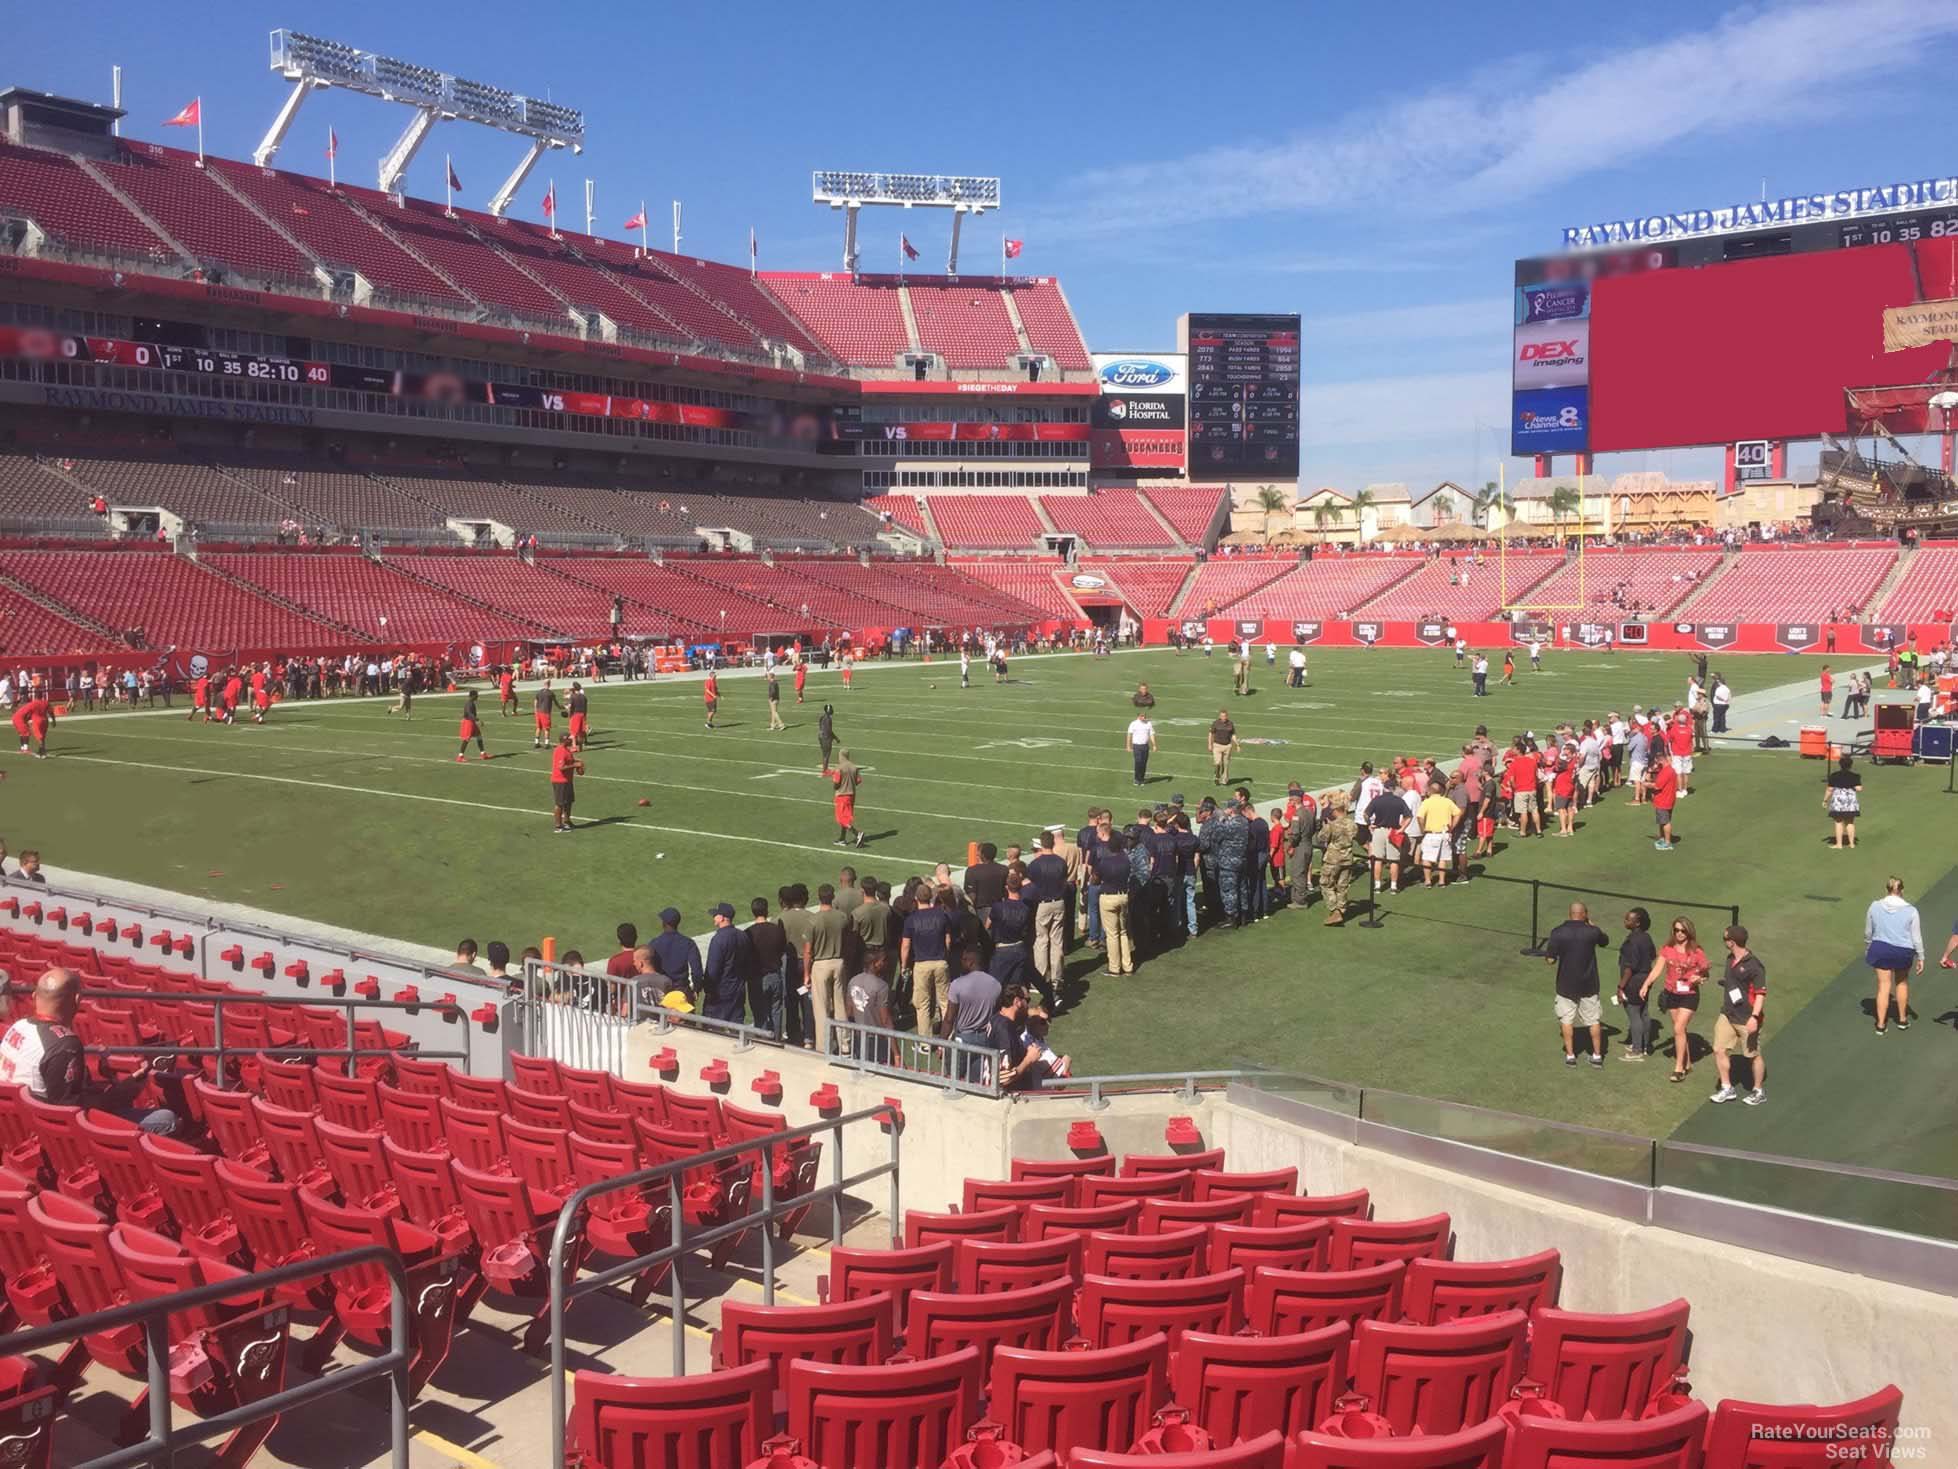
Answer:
943, 944, 1002, 1083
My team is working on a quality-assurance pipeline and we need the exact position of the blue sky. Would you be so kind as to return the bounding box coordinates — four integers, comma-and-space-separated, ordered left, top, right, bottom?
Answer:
12, 0, 1958, 490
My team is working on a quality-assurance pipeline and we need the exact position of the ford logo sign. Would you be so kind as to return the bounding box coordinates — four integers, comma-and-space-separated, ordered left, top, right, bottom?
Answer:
1099, 358, 1174, 390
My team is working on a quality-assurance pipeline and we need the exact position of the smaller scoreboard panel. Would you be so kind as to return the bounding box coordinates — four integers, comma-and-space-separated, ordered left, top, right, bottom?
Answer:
1180, 313, 1301, 477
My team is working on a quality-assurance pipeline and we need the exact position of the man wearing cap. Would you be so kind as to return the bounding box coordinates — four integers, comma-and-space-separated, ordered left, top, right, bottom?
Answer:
1285, 783, 1320, 908
1207, 709, 1239, 787
1315, 795, 1361, 925
649, 907, 703, 1004
702, 904, 750, 1024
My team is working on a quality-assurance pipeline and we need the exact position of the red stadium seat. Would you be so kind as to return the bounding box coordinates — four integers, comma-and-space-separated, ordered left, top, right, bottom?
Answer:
191, 1080, 271, 1174
955, 1234, 1084, 1295
1246, 1263, 1406, 1336
388, 1056, 456, 1097
1192, 1166, 1299, 1201
1400, 1249, 1563, 1324
311, 1069, 383, 1131
1172, 1324, 1351, 1446
249, 1096, 333, 1195
506, 1083, 574, 1131
1327, 1213, 1453, 1269
1081, 1225, 1207, 1281
256, 1054, 321, 1112
1702, 1385, 1903, 1466
821, 1240, 953, 1319
963, 1174, 1076, 1215
659, 1088, 725, 1139
19, 1095, 102, 1207
137, 1134, 243, 1265
298, 1189, 457, 1389
381, 1137, 483, 1312
504, 1116, 578, 1201
377, 1082, 446, 1153
713, 1293, 896, 1405
567, 1100, 637, 1149
1123, 1149, 1225, 1178
1069, 1429, 1287, 1469
73, 1110, 168, 1232
902, 1278, 1072, 1376
564, 1132, 671, 1307
566, 1358, 774, 1469
212, 1161, 338, 1333
446, 1073, 509, 1112
782, 1346, 983, 1469
1508, 1399, 1710, 1468
1252, 1189, 1370, 1225
1138, 1195, 1255, 1233
1525, 1300, 1693, 1422
988, 1333, 1170, 1461
1208, 1218, 1331, 1277
1024, 1200, 1141, 1242
1074, 1268, 1246, 1350
1081, 1172, 1193, 1207
1012, 1155, 1117, 1186
1342, 1309, 1528, 1437
556, 1065, 619, 1112
609, 1078, 668, 1128
1287, 1417, 1508, 1468
904, 1205, 1017, 1249
448, 1158, 569, 1355
314, 1116, 400, 1212
508, 1054, 563, 1093
439, 1098, 511, 1174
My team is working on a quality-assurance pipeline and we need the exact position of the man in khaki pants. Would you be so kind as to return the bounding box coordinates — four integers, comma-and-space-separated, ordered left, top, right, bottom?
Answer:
1233, 642, 1251, 696
803, 883, 851, 1053
1208, 709, 1239, 786
1027, 829, 1071, 995
899, 888, 958, 1035
1094, 832, 1136, 975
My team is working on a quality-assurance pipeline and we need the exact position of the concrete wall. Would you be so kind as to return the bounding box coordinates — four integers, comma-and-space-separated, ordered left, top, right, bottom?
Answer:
623, 1017, 1956, 1450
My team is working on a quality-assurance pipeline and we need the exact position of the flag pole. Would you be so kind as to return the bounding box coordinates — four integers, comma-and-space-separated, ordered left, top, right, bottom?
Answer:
672, 200, 682, 255
749, 226, 756, 279
1000, 230, 1005, 277
327, 126, 335, 190
445, 154, 452, 216
640, 201, 648, 256
584, 178, 594, 239
195, 97, 204, 167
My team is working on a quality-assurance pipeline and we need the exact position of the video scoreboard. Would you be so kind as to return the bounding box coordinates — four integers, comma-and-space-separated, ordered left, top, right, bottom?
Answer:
1178, 312, 1301, 477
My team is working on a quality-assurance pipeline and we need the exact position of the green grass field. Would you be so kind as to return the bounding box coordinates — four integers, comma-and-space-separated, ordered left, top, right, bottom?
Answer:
9, 644, 1956, 1198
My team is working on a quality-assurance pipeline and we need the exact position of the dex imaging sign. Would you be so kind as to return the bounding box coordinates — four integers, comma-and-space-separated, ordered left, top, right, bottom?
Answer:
1513, 320, 1590, 390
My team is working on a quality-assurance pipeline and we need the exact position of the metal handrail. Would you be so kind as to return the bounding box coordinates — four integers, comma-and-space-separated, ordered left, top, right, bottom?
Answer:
547, 1103, 900, 1469
1034, 1069, 1254, 1110
1, 1244, 414, 1469
823, 1018, 1002, 1097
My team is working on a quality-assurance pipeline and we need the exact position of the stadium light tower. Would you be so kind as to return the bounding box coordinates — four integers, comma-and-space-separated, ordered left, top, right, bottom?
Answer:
812, 170, 1000, 275
258, 30, 583, 213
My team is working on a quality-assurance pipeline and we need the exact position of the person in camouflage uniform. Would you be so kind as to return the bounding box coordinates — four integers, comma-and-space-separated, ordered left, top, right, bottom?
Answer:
1315, 794, 1362, 926
1286, 793, 1320, 908
1199, 796, 1253, 929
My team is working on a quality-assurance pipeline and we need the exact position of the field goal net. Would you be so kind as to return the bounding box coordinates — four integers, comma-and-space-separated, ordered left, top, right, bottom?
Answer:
1499, 477, 1589, 615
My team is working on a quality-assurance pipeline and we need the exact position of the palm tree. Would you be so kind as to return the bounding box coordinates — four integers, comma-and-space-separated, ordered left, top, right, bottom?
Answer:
1548, 485, 1582, 541
1312, 499, 1345, 535
1255, 484, 1288, 539
1431, 492, 1456, 526
1350, 487, 1379, 542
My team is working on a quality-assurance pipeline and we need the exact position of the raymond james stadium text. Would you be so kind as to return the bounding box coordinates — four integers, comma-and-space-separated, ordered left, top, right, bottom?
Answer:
1563, 177, 1958, 248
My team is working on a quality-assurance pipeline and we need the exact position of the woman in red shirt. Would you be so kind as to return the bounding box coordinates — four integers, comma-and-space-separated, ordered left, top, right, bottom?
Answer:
1640, 916, 1709, 1082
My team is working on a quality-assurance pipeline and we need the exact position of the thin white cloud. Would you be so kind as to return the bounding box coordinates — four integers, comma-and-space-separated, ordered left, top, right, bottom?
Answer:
1307, 300, 1509, 348
1035, 0, 1958, 239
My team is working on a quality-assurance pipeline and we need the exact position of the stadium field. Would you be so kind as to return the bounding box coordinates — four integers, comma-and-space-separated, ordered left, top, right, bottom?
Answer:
8, 645, 1953, 1190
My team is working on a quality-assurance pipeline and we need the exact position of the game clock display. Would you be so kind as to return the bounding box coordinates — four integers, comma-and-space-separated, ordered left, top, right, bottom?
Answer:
1184, 312, 1301, 476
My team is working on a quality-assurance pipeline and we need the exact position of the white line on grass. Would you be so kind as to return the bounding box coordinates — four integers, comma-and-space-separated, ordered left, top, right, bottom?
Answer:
84, 727, 1066, 828
57, 754, 955, 869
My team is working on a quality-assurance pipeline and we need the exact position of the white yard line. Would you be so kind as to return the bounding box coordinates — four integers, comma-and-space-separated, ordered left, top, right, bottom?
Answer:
58, 754, 959, 870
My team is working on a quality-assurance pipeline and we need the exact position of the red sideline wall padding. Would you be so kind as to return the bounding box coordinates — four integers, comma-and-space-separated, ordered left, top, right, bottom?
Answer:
1144, 618, 1952, 655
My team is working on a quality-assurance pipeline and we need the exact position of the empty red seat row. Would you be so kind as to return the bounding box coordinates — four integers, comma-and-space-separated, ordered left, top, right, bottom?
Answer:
909, 283, 1025, 370
1042, 492, 1179, 549
1684, 546, 1898, 623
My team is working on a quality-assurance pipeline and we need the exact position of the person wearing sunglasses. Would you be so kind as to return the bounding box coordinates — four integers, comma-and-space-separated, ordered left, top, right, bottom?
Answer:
1640, 915, 1709, 1081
